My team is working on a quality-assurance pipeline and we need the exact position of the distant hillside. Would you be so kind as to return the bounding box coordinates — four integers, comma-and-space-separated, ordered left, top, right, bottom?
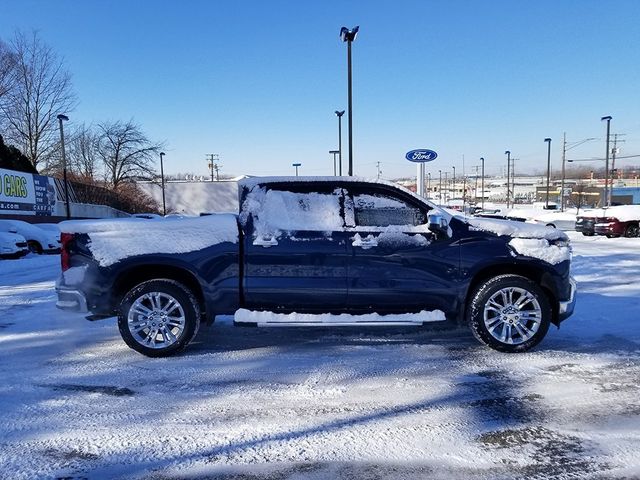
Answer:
0, 135, 38, 174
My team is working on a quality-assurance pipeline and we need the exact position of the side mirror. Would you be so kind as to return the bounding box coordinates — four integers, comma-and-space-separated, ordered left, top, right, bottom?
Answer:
427, 213, 449, 237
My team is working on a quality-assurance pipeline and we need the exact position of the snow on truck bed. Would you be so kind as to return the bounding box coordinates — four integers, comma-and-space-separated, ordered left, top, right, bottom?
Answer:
60, 214, 238, 267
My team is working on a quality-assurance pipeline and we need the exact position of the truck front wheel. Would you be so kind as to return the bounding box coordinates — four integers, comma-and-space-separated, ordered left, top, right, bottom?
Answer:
467, 275, 551, 353
117, 279, 200, 357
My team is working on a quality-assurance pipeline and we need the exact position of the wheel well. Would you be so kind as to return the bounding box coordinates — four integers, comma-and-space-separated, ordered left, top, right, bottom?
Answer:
464, 264, 559, 324
112, 265, 206, 317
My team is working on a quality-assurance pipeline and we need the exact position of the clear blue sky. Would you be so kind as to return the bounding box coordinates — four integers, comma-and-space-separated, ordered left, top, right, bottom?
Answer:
2, 0, 639, 180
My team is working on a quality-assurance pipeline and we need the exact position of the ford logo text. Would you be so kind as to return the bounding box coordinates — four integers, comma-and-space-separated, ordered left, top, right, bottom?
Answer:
405, 149, 438, 163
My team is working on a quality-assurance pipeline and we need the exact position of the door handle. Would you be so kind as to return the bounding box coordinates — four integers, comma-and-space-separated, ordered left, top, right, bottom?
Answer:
253, 236, 279, 248
351, 234, 378, 249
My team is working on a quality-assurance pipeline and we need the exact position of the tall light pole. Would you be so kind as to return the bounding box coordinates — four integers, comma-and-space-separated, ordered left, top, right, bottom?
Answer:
504, 150, 511, 208
340, 26, 359, 176
335, 110, 345, 175
480, 157, 485, 210
57, 114, 70, 220
601, 115, 612, 207
438, 169, 442, 206
427, 172, 431, 199
452, 166, 456, 199
544, 138, 552, 208
444, 171, 448, 205
561, 135, 596, 211
293, 163, 301, 176
329, 150, 339, 176
159, 152, 166, 216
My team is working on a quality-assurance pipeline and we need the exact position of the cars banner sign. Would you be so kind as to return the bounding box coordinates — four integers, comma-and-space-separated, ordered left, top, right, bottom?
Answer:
405, 149, 438, 162
0, 168, 57, 216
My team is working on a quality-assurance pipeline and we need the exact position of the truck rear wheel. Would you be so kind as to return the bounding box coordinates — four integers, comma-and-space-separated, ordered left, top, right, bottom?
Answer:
117, 279, 200, 357
467, 275, 551, 353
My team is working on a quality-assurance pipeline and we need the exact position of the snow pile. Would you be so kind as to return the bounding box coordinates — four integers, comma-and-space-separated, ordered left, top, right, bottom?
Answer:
234, 308, 446, 324
603, 205, 640, 222
241, 187, 343, 237
60, 214, 238, 267
509, 238, 571, 265
467, 217, 568, 241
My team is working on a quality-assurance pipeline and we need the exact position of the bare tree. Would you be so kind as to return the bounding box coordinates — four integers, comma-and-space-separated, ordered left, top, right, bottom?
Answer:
0, 38, 16, 100
97, 120, 162, 190
0, 31, 76, 169
68, 123, 100, 180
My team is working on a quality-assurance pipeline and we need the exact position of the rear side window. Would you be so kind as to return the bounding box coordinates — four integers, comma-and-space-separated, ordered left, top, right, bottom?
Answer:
244, 186, 344, 236
351, 193, 426, 227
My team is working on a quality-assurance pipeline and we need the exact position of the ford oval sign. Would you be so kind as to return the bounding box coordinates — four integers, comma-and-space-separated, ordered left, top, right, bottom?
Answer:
405, 149, 438, 163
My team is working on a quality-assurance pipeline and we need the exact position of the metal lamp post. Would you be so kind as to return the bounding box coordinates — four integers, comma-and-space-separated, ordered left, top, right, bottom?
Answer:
601, 115, 612, 207
159, 152, 166, 216
452, 166, 456, 199
293, 163, 302, 176
504, 150, 511, 208
544, 138, 552, 208
561, 135, 596, 211
340, 26, 359, 176
427, 172, 431, 199
57, 114, 71, 220
480, 157, 485, 210
329, 150, 339, 176
335, 110, 345, 175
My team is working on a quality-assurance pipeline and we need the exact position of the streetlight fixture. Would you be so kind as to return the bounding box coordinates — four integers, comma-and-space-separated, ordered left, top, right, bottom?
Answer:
159, 152, 166, 216
293, 163, 302, 176
504, 150, 511, 208
329, 150, 339, 176
57, 114, 70, 220
480, 157, 485, 210
601, 115, 612, 207
560, 134, 596, 211
335, 110, 345, 175
340, 26, 359, 176
544, 138, 552, 208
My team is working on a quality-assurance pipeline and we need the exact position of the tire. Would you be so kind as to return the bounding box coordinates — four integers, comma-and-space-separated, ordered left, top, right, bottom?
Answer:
27, 241, 42, 254
117, 279, 200, 357
467, 274, 551, 353
624, 224, 639, 238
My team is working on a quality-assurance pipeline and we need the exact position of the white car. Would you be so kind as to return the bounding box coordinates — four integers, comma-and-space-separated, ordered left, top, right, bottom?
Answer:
0, 219, 61, 254
0, 231, 29, 259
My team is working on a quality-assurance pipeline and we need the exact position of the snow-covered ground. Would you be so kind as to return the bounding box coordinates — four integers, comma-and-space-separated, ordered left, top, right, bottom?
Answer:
1, 232, 639, 479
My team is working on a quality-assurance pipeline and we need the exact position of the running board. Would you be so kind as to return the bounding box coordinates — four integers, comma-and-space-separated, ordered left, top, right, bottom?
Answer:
233, 309, 447, 327
252, 320, 433, 327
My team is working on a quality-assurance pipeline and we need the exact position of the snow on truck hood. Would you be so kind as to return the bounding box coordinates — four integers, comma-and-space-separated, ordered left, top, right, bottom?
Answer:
60, 214, 238, 267
463, 217, 571, 265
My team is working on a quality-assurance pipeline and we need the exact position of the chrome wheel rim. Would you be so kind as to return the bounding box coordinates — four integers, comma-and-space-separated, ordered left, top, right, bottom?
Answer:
483, 287, 542, 345
127, 292, 186, 349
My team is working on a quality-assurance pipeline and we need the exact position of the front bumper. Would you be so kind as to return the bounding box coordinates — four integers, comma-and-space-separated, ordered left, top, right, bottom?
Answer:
558, 277, 577, 321
594, 222, 621, 236
55, 277, 88, 312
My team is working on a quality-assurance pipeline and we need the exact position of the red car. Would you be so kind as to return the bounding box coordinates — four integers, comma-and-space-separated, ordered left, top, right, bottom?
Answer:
593, 206, 640, 238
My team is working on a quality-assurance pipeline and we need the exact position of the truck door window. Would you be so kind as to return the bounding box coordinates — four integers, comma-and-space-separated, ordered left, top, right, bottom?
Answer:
247, 187, 344, 237
352, 193, 426, 227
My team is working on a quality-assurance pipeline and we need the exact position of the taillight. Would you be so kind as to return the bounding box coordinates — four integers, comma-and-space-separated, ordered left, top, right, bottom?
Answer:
60, 232, 73, 272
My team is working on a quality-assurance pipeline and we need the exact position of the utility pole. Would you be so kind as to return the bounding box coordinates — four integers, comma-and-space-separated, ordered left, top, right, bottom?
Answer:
438, 170, 442, 206
511, 158, 517, 206
505, 150, 511, 208
544, 138, 552, 208
376, 161, 382, 180
473, 165, 480, 203
601, 116, 612, 207
610, 133, 626, 188
444, 171, 448, 205
206, 154, 219, 182
480, 157, 485, 210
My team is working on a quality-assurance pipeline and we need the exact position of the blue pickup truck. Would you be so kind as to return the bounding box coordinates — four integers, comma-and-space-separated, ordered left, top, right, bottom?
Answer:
56, 177, 576, 357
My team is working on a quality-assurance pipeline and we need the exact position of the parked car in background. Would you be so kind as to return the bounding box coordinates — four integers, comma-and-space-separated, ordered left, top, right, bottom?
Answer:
0, 220, 61, 254
0, 231, 29, 259
35, 223, 61, 242
575, 211, 599, 236
593, 205, 640, 238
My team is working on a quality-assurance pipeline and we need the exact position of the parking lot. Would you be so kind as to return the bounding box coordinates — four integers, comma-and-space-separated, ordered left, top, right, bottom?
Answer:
1, 232, 639, 479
